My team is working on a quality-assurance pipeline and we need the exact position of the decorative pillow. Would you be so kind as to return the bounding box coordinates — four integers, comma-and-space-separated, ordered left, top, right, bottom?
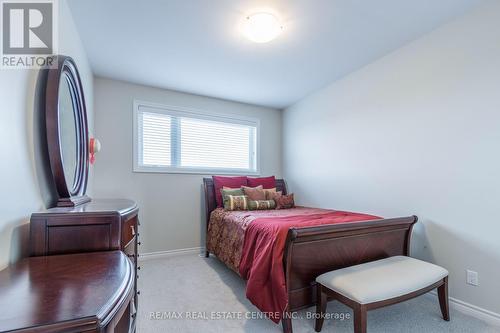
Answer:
272, 193, 295, 209
223, 195, 249, 211
248, 200, 276, 210
241, 185, 266, 201
263, 188, 280, 200
213, 176, 248, 207
221, 187, 244, 205
247, 176, 276, 189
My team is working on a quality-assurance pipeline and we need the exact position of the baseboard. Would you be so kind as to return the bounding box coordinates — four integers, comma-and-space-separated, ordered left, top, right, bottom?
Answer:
427, 291, 500, 327
139, 247, 204, 261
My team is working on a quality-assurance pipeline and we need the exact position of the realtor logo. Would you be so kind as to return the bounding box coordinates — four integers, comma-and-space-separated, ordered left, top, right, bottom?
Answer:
1, 0, 57, 68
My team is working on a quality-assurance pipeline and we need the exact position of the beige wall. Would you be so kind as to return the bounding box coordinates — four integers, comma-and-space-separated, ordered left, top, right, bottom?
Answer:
283, 1, 500, 315
0, 0, 93, 270
92, 78, 282, 254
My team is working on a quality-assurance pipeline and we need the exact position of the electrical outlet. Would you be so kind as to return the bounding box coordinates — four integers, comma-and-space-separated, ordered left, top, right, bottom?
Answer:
466, 270, 479, 286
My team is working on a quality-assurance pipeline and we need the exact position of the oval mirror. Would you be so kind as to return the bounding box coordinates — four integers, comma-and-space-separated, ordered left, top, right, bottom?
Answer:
58, 74, 79, 193
44, 56, 90, 207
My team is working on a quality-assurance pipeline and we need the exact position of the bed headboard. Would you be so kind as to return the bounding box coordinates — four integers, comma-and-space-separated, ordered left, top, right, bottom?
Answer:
203, 177, 288, 229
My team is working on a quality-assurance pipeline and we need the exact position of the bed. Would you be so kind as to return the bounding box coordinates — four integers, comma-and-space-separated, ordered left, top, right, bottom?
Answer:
203, 178, 417, 333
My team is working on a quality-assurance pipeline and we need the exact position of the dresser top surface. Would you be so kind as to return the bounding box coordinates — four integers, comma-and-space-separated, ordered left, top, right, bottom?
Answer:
0, 251, 133, 332
32, 198, 137, 216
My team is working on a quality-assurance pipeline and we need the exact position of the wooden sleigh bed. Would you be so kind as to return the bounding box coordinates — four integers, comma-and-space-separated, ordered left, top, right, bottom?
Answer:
203, 178, 417, 333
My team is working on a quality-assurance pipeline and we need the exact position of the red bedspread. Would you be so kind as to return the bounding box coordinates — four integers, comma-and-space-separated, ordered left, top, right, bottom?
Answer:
238, 210, 380, 323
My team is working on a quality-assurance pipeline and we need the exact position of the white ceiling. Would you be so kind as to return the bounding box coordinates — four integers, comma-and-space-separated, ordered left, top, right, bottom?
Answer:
68, 0, 483, 109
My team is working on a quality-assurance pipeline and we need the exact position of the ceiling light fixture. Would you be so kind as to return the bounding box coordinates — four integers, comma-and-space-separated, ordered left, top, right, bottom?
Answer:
242, 12, 283, 43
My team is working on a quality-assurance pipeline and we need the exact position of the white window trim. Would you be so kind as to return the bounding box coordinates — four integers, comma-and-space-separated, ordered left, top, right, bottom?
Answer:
133, 100, 261, 175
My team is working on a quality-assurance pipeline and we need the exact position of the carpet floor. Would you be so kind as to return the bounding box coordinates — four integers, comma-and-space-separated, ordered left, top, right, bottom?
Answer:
137, 253, 499, 333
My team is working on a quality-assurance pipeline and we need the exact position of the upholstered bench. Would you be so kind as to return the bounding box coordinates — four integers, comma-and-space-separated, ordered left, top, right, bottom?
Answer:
315, 256, 449, 333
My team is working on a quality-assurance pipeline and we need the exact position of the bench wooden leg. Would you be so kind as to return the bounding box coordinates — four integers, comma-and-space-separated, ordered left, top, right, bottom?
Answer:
281, 312, 293, 333
353, 304, 367, 333
315, 284, 328, 332
438, 277, 450, 321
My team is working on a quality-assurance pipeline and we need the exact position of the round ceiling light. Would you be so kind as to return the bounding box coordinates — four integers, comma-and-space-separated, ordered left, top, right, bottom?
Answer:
242, 12, 283, 43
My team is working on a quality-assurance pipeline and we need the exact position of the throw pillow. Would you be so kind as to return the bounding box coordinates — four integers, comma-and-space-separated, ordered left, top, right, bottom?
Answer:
272, 193, 295, 209
247, 176, 276, 189
248, 200, 276, 210
221, 187, 244, 205
242, 185, 266, 201
263, 188, 280, 200
223, 195, 249, 211
213, 176, 248, 207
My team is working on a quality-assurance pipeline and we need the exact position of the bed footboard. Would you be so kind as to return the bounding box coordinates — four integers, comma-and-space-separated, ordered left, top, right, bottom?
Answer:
281, 215, 417, 333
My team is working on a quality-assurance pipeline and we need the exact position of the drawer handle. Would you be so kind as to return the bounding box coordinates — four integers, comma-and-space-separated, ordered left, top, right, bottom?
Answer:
131, 225, 136, 236
138, 241, 142, 246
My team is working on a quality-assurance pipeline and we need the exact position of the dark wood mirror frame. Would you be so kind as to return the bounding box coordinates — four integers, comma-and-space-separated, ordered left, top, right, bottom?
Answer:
44, 55, 90, 207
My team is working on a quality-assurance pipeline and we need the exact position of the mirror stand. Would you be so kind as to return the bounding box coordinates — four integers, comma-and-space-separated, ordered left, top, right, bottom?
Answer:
43, 55, 91, 207
56, 195, 91, 208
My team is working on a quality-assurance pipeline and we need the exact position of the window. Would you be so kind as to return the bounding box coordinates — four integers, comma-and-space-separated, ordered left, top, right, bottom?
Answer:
133, 101, 259, 174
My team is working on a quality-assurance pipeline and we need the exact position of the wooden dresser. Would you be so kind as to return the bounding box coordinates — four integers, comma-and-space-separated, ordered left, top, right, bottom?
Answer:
0, 251, 135, 333
30, 199, 139, 256
8, 57, 141, 333
29, 199, 140, 331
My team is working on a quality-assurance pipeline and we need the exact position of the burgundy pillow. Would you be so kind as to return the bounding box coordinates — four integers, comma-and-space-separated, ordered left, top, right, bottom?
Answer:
213, 176, 248, 207
247, 176, 276, 189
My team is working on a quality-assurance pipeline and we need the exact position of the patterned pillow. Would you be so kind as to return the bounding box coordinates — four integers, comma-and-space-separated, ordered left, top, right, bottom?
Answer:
271, 193, 295, 209
248, 200, 276, 210
263, 188, 281, 200
223, 195, 249, 211
221, 187, 244, 203
241, 185, 266, 201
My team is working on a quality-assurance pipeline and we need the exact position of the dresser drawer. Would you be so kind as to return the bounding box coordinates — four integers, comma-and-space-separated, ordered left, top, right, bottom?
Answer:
47, 224, 111, 255
30, 215, 121, 256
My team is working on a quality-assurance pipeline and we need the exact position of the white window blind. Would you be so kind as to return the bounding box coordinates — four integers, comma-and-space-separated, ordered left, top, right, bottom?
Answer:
134, 101, 259, 174
140, 112, 172, 167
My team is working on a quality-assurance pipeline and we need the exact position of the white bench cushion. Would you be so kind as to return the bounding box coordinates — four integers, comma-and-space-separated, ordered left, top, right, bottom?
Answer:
316, 256, 448, 304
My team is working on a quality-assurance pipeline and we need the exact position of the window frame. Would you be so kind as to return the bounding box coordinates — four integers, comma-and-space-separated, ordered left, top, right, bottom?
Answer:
133, 100, 261, 175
